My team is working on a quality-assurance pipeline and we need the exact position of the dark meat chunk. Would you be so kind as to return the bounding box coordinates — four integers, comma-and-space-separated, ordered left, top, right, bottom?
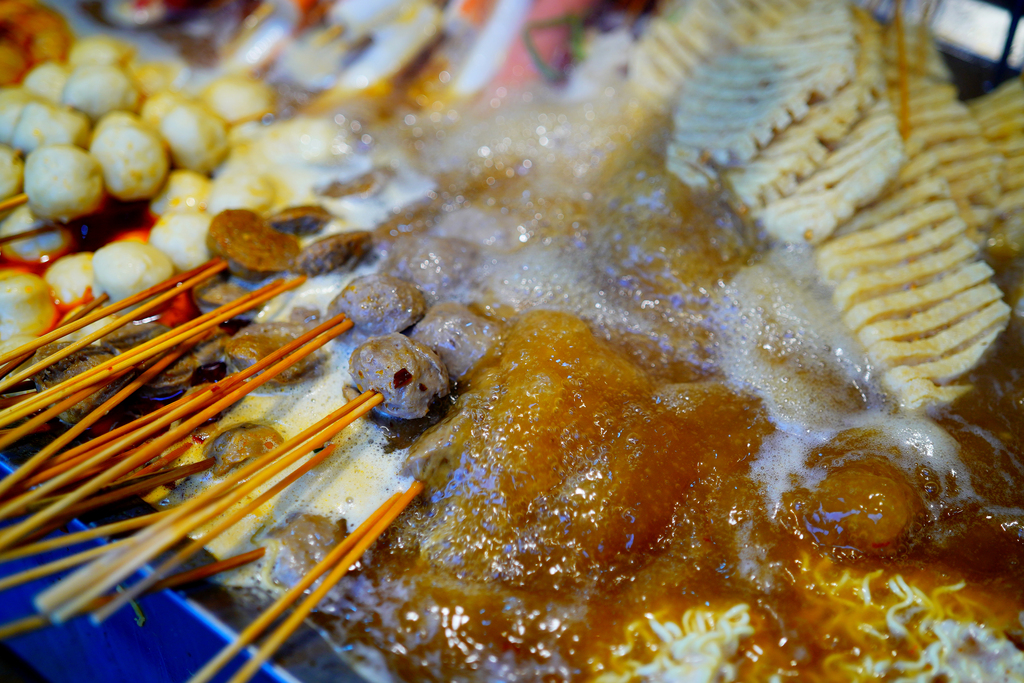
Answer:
327, 274, 425, 335
409, 302, 502, 380
383, 235, 480, 303
267, 205, 332, 236
204, 422, 284, 476
292, 231, 371, 277
349, 334, 449, 420
192, 274, 257, 319
206, 209, 300, 281
316, 169, 389, 198
224, 322, 317, 385
140, 336, 227, 399
30, 342, 128, 424
103, 322, 169, 351
263, 513, 347, 588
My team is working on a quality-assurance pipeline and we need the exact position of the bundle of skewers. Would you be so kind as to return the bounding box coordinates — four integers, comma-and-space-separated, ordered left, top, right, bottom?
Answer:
0, 257, 422, 683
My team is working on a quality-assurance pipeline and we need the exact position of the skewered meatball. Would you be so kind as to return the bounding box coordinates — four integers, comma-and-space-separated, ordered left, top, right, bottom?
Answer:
44, 253, 93, 306
409, 302, 503, 380
0, 88, 37, 145
11, 101, 90, 153
267, 205, 332, 236
0, 144, 23, 199
150, 169, 210, 215
292, 231, 371, 277
224, 322, 317, 385
349, 334, 449, 420
0, 271, 56, 340
68, 35, 134, 68
148, 211, 212, 271
159, 102, 228, 174
0, 206, 73, 263
264, 513, 346, 588
206, 172, 276, 215
89, 112, 168, 201
206, 209, 299, 280
205, 422, 284, 476
30, 341, 127, 424
384, 235, 480, 303
22, 61, 69, 102
139, 89, 187, 129
192, 274, 254, 318
200, 75, 275, 125
141, 335, 227, 398
102, 321, 169, 351
24, 145, 104, 222
327, 274, 425, 335
92, 241, 174, 302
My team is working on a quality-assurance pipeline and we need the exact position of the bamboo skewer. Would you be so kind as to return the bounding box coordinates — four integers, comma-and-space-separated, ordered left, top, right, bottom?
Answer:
0, 510, 173, 565
0, 295, 111, 382
186, 491, 404, 683
0, 538, 132, 592
0, 273, 297, 422
88, 390, 381, 624
0, 548, 266, 640
2, 313, 352, 561
0, 258, 226, 372
0, 193, 28, 214
226, 482, 424, 683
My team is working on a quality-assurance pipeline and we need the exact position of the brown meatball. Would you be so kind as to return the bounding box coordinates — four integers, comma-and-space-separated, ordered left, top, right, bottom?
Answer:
224, 322, 317, 384
292, 231, 371, 277
383, 235, 480, 303
263, 513, 347, 588
327, 273, 425, 335
206, 209, 300, 280
140, 336, 227, 398
409, 302, 502, 380
349, 333, 449, 420
30, 341, 128, 424
204, 422, 284, 476
192, 274, 257, 319
102, 322, 169, 351
267, 205, 332, 236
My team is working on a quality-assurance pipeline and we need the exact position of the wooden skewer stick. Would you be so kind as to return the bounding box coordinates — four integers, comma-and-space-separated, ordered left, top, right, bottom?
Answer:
0, 258, 225, 370
0, 193, 28, 215
89, 391, 381, 624
8, 314, 352, 564
0, 538, 133, 593
0, 510, 174, 565
186, 491, 404, 683
0, 548, 265, 640
226, 482, 424, 683
0, 224, 60, 247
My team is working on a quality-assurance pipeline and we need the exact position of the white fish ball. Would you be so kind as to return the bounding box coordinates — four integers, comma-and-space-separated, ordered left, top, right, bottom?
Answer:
24, 144, 105, 222
206, 172, 276, 215
68, 35, 135, 68
62, 65, 140, 120
44, 252, 94, 306
10, 101, 91, 153
0, 334, 35, 355
0, 87, 37, 146
200, 75, 274, 125
92, 241, 174, 302
90, 112, 168, 201
0, 205, 74, 263
0, 271, 56, 340
138, 89, 187, 129
22, 62, 70, 103
159, 102, 228, 175
150, 169, 211, 215
0, 144, 22, 199
148, 211, 212, 270
257, 117, 352, 167
129, 61, 186, 98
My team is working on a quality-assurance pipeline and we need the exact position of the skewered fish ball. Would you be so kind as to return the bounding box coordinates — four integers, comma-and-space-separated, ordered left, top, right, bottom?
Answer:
10, 100, 90, 153
0, 88, 36, 145
206, 171, 276, 215
0, 334, 34, 355
61, 64, 140, 120
92, 241, 174, 302
159, 102, 228, 174
150, 169, 210, 214
0, 144, 22, 198
139, 89, 187, 129
0, 205, 73, 263
148, 211, 212, 270
24, 144, 104, 222
22, 61, 69, 102
0, 270, 57, 340
44, 252, 94, 305
128, 61, 185, 98
200, 75, 275, 125
67, 35, 134, 68
89, 112, 168, 200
